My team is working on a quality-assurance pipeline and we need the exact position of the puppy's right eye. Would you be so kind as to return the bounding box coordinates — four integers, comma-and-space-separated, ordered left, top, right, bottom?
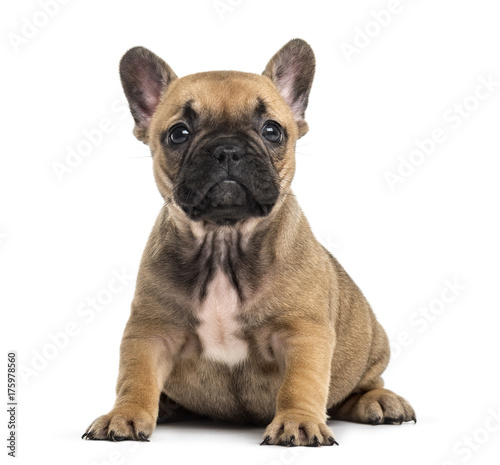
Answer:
168, 124, 190, 144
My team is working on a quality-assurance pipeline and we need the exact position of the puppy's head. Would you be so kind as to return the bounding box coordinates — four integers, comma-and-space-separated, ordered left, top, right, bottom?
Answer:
120, 39, 315, 226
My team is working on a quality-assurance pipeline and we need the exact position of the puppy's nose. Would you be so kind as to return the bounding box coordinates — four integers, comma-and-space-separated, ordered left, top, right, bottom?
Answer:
213, 144, 245, 171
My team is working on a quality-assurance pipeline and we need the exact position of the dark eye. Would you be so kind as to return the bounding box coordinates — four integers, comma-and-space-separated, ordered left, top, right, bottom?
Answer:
168, 124, 190, 144
262, 121, 283, 143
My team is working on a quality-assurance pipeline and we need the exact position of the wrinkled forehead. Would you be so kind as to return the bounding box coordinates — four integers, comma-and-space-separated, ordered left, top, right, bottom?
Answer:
154, 71, 292, 127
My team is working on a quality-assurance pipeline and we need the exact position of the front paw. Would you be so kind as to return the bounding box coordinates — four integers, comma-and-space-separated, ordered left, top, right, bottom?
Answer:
261, 411, 338, 447
82, 403, 155, 441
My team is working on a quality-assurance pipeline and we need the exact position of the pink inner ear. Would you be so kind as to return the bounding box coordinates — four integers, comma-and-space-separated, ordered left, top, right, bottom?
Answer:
139, 88, 159, 125
134, 61, 165, 124
275, 57, 307, 120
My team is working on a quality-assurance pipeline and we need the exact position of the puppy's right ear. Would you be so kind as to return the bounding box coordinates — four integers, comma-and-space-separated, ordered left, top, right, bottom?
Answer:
119, 47, 177, 143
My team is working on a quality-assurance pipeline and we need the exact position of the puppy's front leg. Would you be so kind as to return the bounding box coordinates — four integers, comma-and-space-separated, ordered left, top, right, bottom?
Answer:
83, 320, 177, 441
263, 323, 337, 447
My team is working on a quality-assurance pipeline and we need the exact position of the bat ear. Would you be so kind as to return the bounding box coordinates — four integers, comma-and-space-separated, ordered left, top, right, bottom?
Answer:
119, 46, 177, 143
263, 39, 315, 138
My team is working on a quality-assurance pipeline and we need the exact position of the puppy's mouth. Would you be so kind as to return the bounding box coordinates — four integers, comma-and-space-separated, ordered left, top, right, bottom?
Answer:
180, 180, 274, 226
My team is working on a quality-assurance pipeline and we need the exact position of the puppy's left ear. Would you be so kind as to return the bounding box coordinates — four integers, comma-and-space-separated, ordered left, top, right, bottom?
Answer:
120, 46, 177, 143
263, 39, 315, 138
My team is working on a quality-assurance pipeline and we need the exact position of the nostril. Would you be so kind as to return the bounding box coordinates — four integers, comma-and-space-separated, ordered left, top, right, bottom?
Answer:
213, 144, 244, 166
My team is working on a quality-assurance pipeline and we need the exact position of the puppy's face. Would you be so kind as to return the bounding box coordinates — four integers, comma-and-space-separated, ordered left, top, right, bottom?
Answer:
152, 73, 291, 226
120, 40, 315, 226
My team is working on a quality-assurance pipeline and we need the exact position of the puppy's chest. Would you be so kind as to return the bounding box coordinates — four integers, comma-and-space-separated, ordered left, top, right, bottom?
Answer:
196, 270, 249, 365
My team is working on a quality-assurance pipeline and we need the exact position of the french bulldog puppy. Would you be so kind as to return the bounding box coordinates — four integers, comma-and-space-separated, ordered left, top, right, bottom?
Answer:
83, 39, 415, 447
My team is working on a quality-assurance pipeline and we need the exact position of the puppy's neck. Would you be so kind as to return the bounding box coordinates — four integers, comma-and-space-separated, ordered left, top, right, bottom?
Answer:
148, 195, 302, 305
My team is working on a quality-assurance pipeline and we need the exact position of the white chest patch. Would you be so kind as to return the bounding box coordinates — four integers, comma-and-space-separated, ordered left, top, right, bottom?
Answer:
197, 270, 248, 365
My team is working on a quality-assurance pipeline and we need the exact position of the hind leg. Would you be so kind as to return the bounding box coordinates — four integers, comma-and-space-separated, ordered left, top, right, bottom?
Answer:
329, 386, 416, 425
329, 320, 415, 425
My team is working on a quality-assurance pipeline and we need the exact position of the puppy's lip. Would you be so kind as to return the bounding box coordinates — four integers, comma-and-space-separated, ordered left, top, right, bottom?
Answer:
212, 180, 239, 204
179, 180, 275, 225
205, 180, 247, 207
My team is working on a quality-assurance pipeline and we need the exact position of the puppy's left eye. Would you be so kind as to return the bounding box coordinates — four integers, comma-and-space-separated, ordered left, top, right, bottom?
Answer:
262, 121, 283, 143
168, 124, 190, 144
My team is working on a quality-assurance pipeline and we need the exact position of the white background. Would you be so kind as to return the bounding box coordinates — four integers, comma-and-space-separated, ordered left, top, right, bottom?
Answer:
1, 0, 500, 464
